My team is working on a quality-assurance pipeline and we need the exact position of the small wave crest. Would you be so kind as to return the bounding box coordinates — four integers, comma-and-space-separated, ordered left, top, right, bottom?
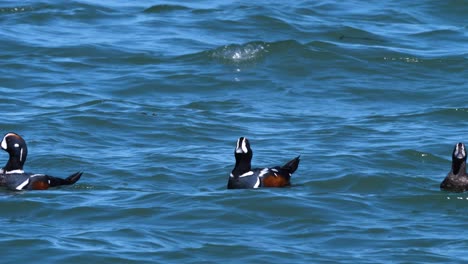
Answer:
210, 41, 269, 63
0, 6, 34, 13
144, 4, 190, 13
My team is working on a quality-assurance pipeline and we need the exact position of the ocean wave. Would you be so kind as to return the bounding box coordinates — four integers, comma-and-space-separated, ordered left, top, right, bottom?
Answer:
0, 6, 34, 13
144, 4, 190, 13
184, 39, 322, 65
209, 41, 270, 63
0, 2, 118, 22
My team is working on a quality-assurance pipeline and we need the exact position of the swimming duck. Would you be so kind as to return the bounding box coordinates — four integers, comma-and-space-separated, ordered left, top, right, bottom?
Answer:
440, 142, 468, 192
228, 137, 300, 189
0, 132, 82, 191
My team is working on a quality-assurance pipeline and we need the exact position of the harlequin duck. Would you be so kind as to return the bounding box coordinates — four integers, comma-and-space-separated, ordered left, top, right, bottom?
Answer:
440, 142, 468, 192
0, 132, 82, 191
227, 137, 300, 189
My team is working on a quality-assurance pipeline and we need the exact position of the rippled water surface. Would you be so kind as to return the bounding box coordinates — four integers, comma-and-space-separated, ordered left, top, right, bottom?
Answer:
0, 1, 467, 263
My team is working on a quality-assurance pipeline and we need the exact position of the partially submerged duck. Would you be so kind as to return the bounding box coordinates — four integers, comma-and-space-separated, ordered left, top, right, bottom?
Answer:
228, 137, 300, 189
0, 132, 82, 191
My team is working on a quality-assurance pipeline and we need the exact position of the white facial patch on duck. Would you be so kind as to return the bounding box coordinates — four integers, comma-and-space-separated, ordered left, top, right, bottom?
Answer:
235, 138, 249, 154
0, 136, 7, 150
455, 144, 466, 159
241, 139, 248, 153
20, 148, 24, 162
235, 138, 242, 153
1, 133, 21, 150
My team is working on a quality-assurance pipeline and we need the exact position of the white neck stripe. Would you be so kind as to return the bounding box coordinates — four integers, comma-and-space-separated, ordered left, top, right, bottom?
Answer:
5, 169, 25, 174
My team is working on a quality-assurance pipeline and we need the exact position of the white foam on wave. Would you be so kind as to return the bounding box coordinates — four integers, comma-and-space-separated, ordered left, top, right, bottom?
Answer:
446, 196, 468, 200
212, 42, 269, 62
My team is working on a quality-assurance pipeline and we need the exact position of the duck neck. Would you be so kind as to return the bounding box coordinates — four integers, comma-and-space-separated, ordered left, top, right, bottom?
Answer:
232, 158, 251, 177
452, 159, 466, 176
3, 155, 24, 173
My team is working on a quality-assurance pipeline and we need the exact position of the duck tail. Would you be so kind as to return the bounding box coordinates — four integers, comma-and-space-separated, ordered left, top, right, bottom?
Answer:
49, 171, 83, 187
282, 156, 300, 174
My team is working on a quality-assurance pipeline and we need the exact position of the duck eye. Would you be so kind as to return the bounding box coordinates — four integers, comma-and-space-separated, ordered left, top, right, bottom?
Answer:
14, 143, 19, 148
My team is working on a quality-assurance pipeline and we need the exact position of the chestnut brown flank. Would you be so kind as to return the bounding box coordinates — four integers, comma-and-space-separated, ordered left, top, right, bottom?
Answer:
31, 181, 49, 190
262, 173, 290, 187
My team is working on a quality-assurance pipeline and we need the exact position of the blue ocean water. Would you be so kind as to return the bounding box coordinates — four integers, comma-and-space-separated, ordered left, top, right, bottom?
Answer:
0, 0, 467, 263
